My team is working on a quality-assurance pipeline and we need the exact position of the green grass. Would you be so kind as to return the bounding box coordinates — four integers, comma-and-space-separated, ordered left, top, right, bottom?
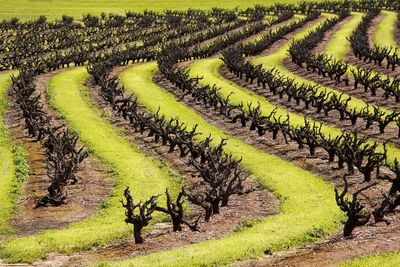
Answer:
99, 61, 343, 267
340, 251, 400, 267
0, 0, 329, 21
373, 10, 398, 48
0, 72, 29, 235
0, 67, 182, 263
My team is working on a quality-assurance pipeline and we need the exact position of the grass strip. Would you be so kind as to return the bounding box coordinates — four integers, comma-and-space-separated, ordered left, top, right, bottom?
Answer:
0, 72, 29, 235
0, 67, 180, 263
322, 12, 363, 59
340, 251, 400, 267
373, 10, 398, 48
103, 61, 342, 267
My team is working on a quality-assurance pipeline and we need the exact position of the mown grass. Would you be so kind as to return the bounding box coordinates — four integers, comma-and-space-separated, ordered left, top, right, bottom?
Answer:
373, 10, 398, 48
0, 67, 182, 263
322, 12, 363, 59
100, 62, 343, 267
0, 0, 330, 21
0, 73, 29, 235
340, 251, 400, 267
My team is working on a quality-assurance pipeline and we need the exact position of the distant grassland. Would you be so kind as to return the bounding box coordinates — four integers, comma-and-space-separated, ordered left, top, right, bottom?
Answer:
0, 0, 328, 21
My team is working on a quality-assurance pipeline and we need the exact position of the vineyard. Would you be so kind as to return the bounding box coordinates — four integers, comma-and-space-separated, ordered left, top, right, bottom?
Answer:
1, 0, 400, 266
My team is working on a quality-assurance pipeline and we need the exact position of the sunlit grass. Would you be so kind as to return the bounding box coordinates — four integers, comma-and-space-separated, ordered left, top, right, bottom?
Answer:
341, 251, 400, 267
0, 0, 332, 21
0, 73, 29, 235
373, 10, 397, 48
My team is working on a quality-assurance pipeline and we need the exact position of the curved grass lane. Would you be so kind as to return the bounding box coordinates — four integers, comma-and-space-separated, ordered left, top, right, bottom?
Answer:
0, 73, 29, 235
372, 10, 398, 49
322, 12, 363, 59
0, 67, 181, 263
340, 251, 400, 267
102, 62, 342, 267
323, 12, 396, 76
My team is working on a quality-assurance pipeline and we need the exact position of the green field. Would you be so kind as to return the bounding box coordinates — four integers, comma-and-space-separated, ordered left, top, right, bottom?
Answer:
0, 0, 322, 21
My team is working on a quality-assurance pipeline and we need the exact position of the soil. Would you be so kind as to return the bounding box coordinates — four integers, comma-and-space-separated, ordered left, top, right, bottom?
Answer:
3, 71, 113, 236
